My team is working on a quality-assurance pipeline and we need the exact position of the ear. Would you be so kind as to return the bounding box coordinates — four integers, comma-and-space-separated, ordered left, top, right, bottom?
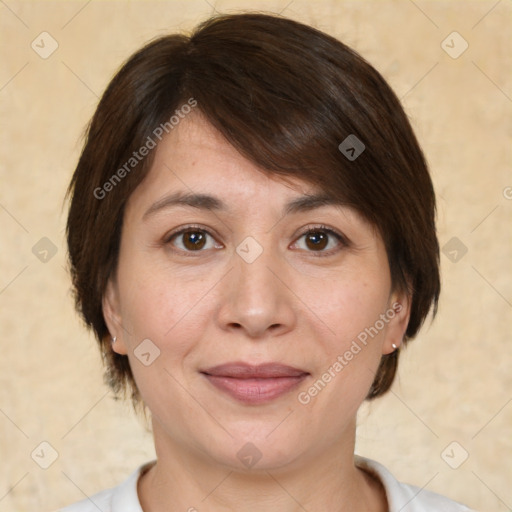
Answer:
382, 291, 411, 355
102, 278, 128, 355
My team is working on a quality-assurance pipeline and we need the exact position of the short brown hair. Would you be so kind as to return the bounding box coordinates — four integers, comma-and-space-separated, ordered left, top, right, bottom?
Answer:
66, 13, 440, 405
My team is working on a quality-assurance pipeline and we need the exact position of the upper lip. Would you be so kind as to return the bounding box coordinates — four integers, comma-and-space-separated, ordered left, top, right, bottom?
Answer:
201, 362, 309, 379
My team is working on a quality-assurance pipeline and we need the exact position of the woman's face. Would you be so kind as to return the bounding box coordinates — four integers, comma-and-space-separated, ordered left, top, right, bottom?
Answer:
104, 113, 409, 471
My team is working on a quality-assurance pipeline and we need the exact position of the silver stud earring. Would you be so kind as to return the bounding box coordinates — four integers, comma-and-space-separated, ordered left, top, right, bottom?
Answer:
111, 336, 117, 345
392, 343, 398, 351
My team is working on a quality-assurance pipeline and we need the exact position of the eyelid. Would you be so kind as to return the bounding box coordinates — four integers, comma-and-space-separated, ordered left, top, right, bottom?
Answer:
291, 224, 350, 255
162, 223, 350, 256
295, 224, 349, 243
163, 224, 223, 251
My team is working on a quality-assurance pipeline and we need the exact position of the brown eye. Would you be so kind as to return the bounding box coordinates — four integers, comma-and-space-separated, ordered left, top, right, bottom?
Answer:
182, 231, 206, 250
292, 227, 346, 255
305, 231, 328, 250
167, 228, 221, 252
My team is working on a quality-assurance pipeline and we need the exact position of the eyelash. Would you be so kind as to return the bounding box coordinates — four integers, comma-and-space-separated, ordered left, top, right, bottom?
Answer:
164, 224, 349, 257
293, 224, 349, 256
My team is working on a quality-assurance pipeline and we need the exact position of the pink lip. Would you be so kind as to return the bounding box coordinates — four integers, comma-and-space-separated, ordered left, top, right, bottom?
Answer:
201, 362, 309, 404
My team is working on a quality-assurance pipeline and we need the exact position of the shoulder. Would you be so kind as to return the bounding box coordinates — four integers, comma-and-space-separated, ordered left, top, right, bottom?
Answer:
56, 462, 154, 512
355, 455, 478, 512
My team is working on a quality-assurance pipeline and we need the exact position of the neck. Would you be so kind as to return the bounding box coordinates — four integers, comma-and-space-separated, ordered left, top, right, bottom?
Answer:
138, 419, 387, 512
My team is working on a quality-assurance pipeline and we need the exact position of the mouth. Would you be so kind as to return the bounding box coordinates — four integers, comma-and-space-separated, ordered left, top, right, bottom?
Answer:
200, 362, 310, 405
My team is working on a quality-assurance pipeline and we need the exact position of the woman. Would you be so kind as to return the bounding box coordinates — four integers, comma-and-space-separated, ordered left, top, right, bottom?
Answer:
62, 12, 474, 512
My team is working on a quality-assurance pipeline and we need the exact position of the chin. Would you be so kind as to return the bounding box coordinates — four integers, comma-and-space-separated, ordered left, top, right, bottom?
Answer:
201, 422, 308, 472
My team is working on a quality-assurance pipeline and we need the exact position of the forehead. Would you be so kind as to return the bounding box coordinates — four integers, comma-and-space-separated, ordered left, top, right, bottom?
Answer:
127, 112, 323, 214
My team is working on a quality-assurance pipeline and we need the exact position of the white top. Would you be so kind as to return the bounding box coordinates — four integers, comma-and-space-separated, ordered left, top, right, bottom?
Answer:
58, 456, 476, 512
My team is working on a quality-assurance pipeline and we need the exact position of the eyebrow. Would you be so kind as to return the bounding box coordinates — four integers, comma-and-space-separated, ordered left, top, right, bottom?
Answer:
142, 191, 344, 221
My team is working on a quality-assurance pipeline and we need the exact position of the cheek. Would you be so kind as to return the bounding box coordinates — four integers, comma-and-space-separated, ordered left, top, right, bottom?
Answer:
113, 263, 223, 442
117, 252, 202, 333
294, 269, 391, 403
115, 269, 208, 406
298, 268, 391, 345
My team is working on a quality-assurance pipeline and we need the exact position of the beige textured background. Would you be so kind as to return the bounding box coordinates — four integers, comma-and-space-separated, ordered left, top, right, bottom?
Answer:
1, 1, 511, 511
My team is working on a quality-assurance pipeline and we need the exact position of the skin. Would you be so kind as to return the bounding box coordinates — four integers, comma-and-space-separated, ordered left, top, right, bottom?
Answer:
103, 113, 410, 512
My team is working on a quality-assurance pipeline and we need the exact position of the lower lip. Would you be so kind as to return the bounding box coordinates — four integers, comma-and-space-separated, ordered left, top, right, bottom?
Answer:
203, 374, 308, 404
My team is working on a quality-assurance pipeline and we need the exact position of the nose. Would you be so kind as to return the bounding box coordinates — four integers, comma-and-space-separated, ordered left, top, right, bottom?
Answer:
215, 243, 297, 339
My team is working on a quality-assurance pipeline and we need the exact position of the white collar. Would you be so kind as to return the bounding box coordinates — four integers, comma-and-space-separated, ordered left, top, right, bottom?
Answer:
105, 456, 473, 512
